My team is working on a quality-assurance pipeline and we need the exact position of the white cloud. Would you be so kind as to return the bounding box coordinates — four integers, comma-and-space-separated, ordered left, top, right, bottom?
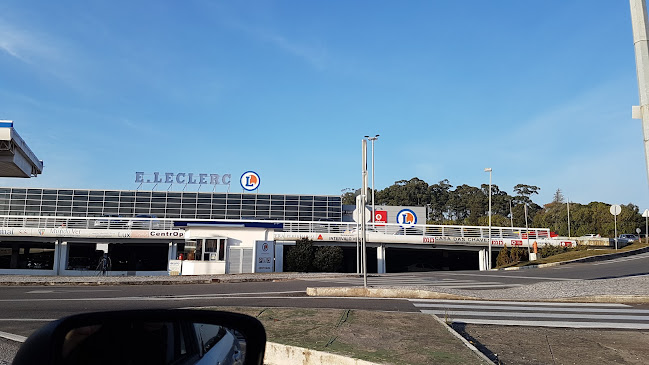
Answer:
0, 19, 63, 65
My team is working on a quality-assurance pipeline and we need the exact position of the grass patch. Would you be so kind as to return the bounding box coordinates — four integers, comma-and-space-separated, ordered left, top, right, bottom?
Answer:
213, 307, 489, 365
516, 241, 649, 267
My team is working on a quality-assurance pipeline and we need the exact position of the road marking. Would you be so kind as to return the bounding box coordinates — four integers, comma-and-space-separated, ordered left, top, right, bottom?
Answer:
431, 272, 576, 281
409, 299, 631, 307
153, 290, 305, 298
412, 303, 649, 314
0, 318, 55, 321
26, 289, 120, 294
590, 254, 649, 266
0, 331, 26, 343
421, 310, 649, 321
440, 318, 649, 330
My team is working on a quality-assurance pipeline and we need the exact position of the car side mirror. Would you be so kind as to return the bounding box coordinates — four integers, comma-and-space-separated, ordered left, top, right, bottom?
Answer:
12, 309, 266, 365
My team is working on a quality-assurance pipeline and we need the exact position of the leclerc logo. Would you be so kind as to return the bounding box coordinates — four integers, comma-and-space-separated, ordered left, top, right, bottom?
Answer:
396, 209, 417, 227
240, 171, 260, 191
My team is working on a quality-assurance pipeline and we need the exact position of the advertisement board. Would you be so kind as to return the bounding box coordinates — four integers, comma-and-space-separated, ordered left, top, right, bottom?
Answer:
255, 240, 274, 273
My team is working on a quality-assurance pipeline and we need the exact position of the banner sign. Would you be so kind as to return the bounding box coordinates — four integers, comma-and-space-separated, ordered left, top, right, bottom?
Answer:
0, 228, 185, 239
255, 240, 274, 273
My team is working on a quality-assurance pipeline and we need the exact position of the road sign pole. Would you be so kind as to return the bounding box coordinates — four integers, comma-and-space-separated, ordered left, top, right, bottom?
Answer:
615, 214, 618, 250
611, 204, 622, 250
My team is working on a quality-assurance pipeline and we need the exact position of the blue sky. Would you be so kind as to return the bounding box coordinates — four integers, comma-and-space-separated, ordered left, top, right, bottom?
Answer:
0, 0, 646, 208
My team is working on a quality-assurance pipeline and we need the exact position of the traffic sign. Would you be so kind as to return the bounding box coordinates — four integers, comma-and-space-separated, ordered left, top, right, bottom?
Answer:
643, 209, 649, 218
610, 205, 622, 216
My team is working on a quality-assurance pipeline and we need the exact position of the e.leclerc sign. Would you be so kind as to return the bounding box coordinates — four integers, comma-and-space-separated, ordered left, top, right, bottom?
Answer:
135, 172, 231, 185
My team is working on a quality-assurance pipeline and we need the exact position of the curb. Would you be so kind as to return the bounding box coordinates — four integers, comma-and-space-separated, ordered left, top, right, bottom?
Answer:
430, 315, 495, 365
264, 342, 382, 365
306, 287, 649, 304
501, 245, 649, 271
0, 273, 360, 286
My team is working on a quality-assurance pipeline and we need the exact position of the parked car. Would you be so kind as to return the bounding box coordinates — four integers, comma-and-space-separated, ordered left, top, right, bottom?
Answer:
581, 234, 601, 238
127, 214, 162, 230
619, 234, 640, 242
93, 214, 127, 229
404, 262, 436, 272
394, 227, 424, 236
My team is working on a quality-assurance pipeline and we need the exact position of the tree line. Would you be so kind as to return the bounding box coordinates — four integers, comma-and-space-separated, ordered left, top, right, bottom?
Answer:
342, 177, 645, 237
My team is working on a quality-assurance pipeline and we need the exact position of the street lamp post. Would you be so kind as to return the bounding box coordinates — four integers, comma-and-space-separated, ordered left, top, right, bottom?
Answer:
484, 168, 492, 269
365, 135, 379, 221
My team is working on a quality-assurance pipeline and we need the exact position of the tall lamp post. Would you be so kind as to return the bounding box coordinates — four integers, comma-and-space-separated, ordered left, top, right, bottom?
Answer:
484, 168, 492, 269
365, 135, 380, 220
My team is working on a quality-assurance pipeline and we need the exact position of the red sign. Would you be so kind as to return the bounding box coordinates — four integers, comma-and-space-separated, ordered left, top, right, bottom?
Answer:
511, 240, 523, 246
374, 210, 387, 226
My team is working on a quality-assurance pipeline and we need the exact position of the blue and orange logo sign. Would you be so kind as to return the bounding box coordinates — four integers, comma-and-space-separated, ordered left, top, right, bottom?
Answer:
396, 209, 417, 227
240, 171, 261, 191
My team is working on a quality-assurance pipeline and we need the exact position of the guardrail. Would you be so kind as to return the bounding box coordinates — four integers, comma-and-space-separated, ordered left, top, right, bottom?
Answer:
280, 221, 552, 239
0, 215, 553, 239
0, 215, 176, 230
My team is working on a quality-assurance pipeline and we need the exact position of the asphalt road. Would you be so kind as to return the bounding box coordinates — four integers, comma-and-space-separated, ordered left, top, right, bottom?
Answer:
1, 252, 648, 341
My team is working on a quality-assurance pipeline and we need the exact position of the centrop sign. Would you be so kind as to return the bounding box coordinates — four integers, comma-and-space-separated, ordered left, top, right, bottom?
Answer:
135, 172, 232, 185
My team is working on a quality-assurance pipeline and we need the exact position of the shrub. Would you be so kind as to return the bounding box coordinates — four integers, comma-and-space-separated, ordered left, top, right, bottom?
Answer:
313, 246, 344, 272
285, 238, 315, 272
509, 246, 524, 263
539, 244, 570, 258
496, 245, 511, 267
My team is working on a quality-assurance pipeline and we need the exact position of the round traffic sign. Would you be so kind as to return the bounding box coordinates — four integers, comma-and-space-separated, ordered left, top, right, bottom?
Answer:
610, 204, 622, 216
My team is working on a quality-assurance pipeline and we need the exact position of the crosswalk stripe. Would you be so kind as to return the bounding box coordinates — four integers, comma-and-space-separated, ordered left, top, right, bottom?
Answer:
437, 318, 649, 330
412, 303, 649, 314
409, 299, 631, 307
421, 309, 649, 321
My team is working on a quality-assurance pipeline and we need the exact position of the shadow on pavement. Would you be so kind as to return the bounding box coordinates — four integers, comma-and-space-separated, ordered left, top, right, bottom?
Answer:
587, 272, 649, 280
450, 322, 501, 364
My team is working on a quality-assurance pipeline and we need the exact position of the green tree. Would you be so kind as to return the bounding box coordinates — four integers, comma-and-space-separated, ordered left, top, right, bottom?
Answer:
285, 238, 315, 272
427, 179, 453, 223
376, 177, 430, 206
513, 184, 540, 205
313, 246, 344, 272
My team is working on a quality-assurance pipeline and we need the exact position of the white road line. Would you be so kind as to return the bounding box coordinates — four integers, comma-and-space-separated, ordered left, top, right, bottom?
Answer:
409, 299, 630, 307
426, 283, 521, 289
26, 289, 120, 294
412, 303, 649, 314
437, 317, 649, 329
0, 319, 54, 321
432, 272, 576, 281
591, 255, 649, 266
0, 331, 26, 343
154, 290, 305, 298
421, 310, 649, 321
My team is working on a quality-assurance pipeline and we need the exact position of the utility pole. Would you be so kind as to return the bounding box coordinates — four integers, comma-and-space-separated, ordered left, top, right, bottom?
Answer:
361, 139, 368, 288
630, 0, 649, 186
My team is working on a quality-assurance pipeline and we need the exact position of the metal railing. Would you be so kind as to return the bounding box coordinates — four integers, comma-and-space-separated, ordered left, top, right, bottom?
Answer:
0, 215, 553, 239
0, 215, 176, 230
280, 221, 552, 239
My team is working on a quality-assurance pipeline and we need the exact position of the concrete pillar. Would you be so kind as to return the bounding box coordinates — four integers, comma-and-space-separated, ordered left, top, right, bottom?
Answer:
377, 244, 386, 274
58, 241, 69, 273
53, 240, 60, 275
274, 243, 283, 273
10, 243, 19, 269
168, 241, 177, 264
478, 249, 488, 271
